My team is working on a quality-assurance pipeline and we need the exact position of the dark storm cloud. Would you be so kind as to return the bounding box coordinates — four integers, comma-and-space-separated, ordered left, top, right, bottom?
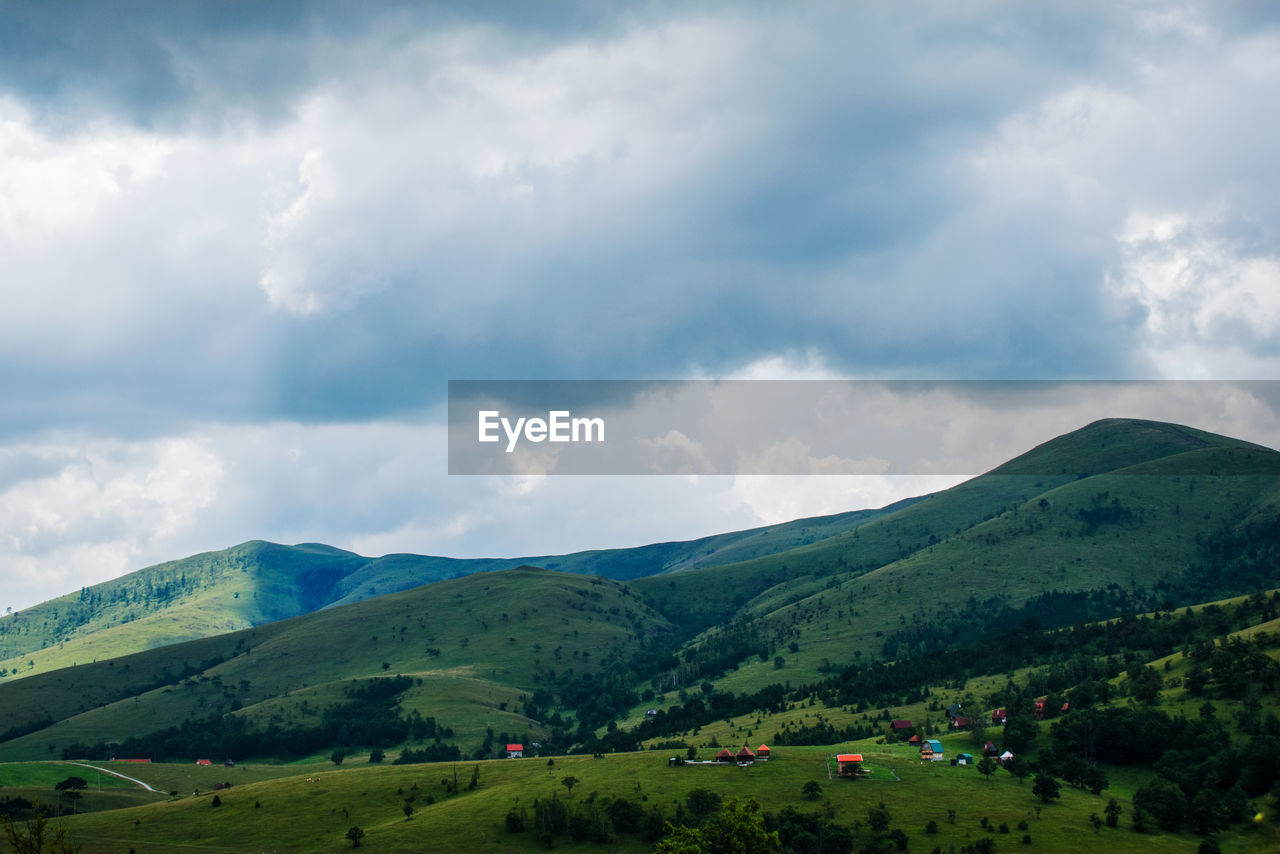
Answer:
0, 0, 633, 128
2, 1, 1278, 436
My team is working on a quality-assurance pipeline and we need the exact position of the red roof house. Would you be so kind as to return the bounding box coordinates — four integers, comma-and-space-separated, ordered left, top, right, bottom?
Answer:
836, 754, 864, 776
196, 759, 212, 766
506, 744, 524, 758
715, 748, 734, 762
735, 746, 755, 762
890, 719, 913, 731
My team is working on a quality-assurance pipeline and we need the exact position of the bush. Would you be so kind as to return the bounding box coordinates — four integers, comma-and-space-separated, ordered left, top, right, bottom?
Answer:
686, 789, 722, 824
925, 820, 938, 834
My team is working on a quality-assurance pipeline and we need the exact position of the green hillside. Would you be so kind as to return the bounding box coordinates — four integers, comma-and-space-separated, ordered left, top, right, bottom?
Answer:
0, 504, 907, 683
3, 417, 1280, 854
629, 420, 1280, 697
11, 586, 1279, 853
0, 568, 671, 762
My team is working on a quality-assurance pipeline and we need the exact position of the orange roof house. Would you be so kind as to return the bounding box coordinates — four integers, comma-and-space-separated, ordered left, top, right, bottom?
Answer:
756, 744, 771, 760
506, 744, 524, 758
836, 754, 864, 776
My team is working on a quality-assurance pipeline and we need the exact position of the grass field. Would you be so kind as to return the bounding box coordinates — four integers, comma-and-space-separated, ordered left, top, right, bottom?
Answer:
41, 747, 1277, 853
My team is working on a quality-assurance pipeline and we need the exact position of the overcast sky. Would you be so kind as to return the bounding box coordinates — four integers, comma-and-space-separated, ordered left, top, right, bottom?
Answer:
2, 1, 1279, 610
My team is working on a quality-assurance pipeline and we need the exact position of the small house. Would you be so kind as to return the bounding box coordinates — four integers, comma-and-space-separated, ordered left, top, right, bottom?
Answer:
836, 754, 863, 776
983, 741, 998, 757
921, 740, 944, 761
951, 716, 970, 729
956, 753, 973, 765
1034, 698, 1046, 720
646, 708, 658, 716
506, 744, 524, 759
999, 750, 1014, 764
946, 703, 964, 719
196, 759, 212, 766
991, 708, 1007, 725
715, 748, 735, 763
756, 745, 771, 761
736, 746, 755, 763
890, 719, 913, 731
907, 735, 921, 746
1061, 701, 1070, 713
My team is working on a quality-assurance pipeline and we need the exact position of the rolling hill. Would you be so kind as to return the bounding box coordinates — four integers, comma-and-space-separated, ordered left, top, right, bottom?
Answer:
3, 418, 1280, 854
0, 501, 913, 682
0, 568, 671, 761
2, 417, 1277, 769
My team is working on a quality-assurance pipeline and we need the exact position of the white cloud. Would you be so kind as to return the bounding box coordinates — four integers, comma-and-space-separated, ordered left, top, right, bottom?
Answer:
0, 436, 223, 608
1113, 211, 1280, 376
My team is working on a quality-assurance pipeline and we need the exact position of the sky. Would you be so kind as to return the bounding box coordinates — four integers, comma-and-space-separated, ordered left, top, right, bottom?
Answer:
2, 0, 1279, 610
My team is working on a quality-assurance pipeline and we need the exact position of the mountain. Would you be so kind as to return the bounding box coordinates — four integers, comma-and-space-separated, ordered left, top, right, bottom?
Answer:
1, 417, 1278, 764
0, 567, 670, 760
629, 418, 1280, 689
0, 500, 914, 681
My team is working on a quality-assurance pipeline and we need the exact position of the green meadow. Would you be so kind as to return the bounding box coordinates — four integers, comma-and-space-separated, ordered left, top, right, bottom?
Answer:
32, 747, 1273, 853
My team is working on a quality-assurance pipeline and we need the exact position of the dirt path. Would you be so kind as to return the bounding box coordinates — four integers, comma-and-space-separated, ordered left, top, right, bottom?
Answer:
72, 762, 160, 792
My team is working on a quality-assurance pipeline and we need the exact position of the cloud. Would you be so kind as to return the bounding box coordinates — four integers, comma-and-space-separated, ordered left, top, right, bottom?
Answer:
2, 2, 1280, 605
0, 436, 223, 608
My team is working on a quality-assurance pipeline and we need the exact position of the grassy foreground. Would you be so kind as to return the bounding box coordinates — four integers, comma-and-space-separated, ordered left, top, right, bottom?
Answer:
25, 748, 1274, 853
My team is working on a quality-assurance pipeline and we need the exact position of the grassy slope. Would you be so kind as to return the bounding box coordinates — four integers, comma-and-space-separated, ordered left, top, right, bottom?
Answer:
51, 746, 1277, 854
617, 588, 1280, 751
0, 568, 670, 761
633, 418, 1277, 628
6, 418, 1277, 756
0, 506, 899, 682
633, 424, 1280, 697
0, 541, 370, 675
